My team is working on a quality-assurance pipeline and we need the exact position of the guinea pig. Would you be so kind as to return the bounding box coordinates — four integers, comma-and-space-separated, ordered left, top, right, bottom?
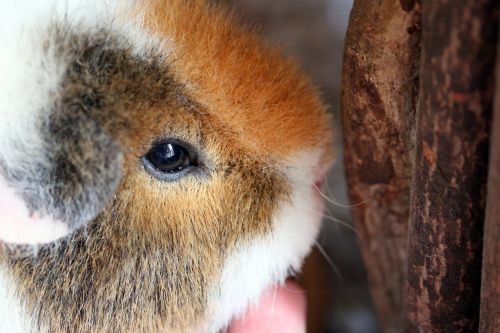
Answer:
0, 0, 334, 332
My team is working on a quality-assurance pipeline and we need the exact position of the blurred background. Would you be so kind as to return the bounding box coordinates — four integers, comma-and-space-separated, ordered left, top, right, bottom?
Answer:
222, 1, 381, 332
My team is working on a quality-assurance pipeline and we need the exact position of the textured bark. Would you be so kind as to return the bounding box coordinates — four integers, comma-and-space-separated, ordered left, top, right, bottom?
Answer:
480, 43, 500, 333
341, 1, 420, 332
406, 1, 498, 332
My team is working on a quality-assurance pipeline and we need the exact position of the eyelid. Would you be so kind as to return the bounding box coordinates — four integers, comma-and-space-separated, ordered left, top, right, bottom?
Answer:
140, 138, 209, 182
141, 155, 196, 182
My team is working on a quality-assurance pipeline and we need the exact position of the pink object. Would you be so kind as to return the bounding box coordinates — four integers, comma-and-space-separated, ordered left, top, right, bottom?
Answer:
0, 175, 68, 244
228, 281, 306, 333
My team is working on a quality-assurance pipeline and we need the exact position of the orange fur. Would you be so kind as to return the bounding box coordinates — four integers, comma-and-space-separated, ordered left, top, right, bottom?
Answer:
141, 0, 333, 159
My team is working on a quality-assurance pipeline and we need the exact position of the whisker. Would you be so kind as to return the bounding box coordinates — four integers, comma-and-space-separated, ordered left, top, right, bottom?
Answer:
321, 214, 364, 242
313, 183, 368, 208
315, 241, 342, 280
324, 172, 336, 199
266, 285, 278, 328
282, 283, 307, 294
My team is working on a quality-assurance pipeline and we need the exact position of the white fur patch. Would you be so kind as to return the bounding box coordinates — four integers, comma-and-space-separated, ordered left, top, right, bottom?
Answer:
204, 151, 326, 333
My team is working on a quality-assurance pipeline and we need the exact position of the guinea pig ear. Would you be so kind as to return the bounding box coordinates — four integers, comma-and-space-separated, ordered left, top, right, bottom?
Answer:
0, 176, 68, 245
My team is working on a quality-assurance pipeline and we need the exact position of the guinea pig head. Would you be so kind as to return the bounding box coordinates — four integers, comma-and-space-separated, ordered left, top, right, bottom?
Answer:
0, 1, 334, 332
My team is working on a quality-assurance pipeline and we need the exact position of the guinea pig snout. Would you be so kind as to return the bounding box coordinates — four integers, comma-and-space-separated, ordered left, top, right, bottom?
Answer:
0, 109, 124, 245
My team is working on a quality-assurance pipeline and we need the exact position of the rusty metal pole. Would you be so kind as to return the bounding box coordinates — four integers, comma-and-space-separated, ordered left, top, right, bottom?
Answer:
341, 1, 420, 332
406, 0, 498, 332
480, 43, 500, 333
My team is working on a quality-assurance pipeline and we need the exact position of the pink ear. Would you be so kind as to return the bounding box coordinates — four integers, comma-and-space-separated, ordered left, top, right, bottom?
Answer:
228, 281, 306, 333
0, 176, 68, 245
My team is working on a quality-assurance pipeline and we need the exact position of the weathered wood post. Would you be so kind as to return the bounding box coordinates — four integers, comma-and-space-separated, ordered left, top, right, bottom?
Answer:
406, 0, 498, 332
341, 1, 420, 332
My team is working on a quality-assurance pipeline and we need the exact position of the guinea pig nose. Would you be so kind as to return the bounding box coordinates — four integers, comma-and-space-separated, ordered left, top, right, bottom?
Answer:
0, 175, 68, 244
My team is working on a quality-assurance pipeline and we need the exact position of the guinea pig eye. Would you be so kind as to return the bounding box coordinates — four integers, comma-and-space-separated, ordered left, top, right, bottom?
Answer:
141, 140, 198, 181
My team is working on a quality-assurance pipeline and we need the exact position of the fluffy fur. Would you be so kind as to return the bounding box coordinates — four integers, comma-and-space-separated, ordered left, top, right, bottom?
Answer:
0, 0, 334, 332
0, 0, 137, 171
205, 151, 327, 333
0, 0, 146, 243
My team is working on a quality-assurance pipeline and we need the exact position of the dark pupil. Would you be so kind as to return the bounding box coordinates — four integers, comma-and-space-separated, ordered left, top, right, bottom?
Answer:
146, 143, 190, 173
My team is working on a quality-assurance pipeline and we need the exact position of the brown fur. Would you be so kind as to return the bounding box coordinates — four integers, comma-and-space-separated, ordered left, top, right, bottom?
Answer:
2, 1, 333, 332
